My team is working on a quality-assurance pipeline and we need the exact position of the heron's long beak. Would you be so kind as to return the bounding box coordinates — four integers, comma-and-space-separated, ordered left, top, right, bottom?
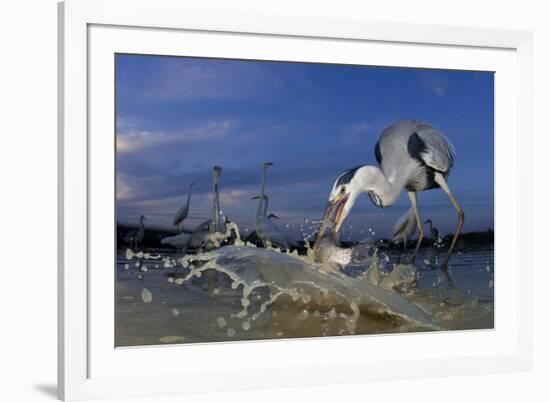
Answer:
316, 193, 349, 241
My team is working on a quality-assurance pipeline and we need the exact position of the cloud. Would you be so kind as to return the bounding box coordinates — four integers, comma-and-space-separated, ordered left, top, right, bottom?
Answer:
417, 72, 449, 98
433, 85, 446, 97
341, 122, 374, 143
136, 59, 282, 101
116, 119, 239, 153
116, 173, 135, 200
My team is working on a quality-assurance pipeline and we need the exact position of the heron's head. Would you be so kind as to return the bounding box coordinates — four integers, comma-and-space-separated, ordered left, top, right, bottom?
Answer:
139, 214, 146, 222
318, 166, 363, 236
262, 162, 273, 169
319, 165, 384, 236
423, 219, 432, 225
190, 182, 196, 188
213, 166, 222, 177
267, 213, 279, 220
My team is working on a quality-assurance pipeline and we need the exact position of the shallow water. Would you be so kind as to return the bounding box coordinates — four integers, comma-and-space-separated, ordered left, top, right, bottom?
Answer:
115, 242, 493, 347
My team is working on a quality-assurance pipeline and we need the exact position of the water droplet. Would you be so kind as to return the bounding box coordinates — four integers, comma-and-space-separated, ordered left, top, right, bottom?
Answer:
297, 310, 309, 320
141, 288, 152, 303
171, 309, 180, 316
159, 335, 185, 343
217, 317, 227, 328
226, 328, 236, 337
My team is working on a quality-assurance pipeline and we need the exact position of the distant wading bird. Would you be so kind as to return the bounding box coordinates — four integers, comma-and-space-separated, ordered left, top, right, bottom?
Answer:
423, 219, 440, 245
253, 194, 293, 250
124, 214, 146, 250
173, 182, 195, 233
423, 218, 441, 268
252, 162, 295, 250
316, 120, 464, 269
160, 182, 195, 248
187, 166, 226, 251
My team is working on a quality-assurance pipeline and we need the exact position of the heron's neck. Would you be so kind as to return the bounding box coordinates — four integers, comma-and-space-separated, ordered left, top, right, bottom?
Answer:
186, 185, 193, 208
211, 177, 220, 233
261, 166, 269, 197
262, 196, 269, 216
254, 197, 266, 230
356, 166, 406, 207
139, 218, 145, 233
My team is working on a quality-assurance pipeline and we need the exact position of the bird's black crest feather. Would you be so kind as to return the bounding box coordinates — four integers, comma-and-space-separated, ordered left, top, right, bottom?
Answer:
335, 165, 364, 187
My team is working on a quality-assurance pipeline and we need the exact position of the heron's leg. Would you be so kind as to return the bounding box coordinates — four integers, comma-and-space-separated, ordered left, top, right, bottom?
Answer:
434, 173, 465, 270
408, 191, 424, 263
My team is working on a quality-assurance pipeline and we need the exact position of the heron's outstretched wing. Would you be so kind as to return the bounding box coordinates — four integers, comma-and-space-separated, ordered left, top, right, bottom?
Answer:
392, 206, 416, 241
409, 123, 455, 174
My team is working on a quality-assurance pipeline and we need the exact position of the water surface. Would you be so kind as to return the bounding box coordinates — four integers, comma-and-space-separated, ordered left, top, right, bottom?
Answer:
116, 243, 493, 347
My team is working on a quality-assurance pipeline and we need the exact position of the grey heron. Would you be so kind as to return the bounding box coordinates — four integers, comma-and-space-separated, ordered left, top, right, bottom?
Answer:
210, 166, 223, 234
316, 120, 464, 269
423, 218, 440, 269
124, 214, 146, 250
173, 182, 195, 233
252, 194, 294, 250
187, 166, 227, 251
423, 219, 440, 245
253, 161, 272, 244
252, 161, 295, 250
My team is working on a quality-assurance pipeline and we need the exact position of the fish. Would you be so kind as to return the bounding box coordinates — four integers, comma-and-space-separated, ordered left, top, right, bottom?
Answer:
312, 201, 354, 267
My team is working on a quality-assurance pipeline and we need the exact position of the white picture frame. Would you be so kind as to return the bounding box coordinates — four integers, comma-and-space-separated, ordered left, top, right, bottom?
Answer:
58, 0, 533, 400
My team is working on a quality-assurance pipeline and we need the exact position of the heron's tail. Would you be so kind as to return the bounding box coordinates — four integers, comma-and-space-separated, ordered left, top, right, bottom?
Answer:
392, 207, 416, 242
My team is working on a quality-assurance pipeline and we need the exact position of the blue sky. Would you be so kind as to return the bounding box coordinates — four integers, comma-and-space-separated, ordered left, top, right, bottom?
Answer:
116, 54, 494, 241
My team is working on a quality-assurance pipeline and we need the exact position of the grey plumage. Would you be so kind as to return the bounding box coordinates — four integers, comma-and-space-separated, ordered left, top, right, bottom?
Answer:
377, 121, 454, 250
318, 120, 464, 269
375, 120, 455, 193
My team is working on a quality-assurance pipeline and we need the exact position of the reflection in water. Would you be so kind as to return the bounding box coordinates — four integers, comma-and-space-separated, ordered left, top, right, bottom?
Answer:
116, 224, 493, 346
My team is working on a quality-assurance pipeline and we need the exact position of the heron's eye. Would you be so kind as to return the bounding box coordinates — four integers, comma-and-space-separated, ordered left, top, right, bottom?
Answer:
340, 186, 346, 195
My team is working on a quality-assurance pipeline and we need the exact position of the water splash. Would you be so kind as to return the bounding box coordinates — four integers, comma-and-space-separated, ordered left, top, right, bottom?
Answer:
171, 245, 437, 335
